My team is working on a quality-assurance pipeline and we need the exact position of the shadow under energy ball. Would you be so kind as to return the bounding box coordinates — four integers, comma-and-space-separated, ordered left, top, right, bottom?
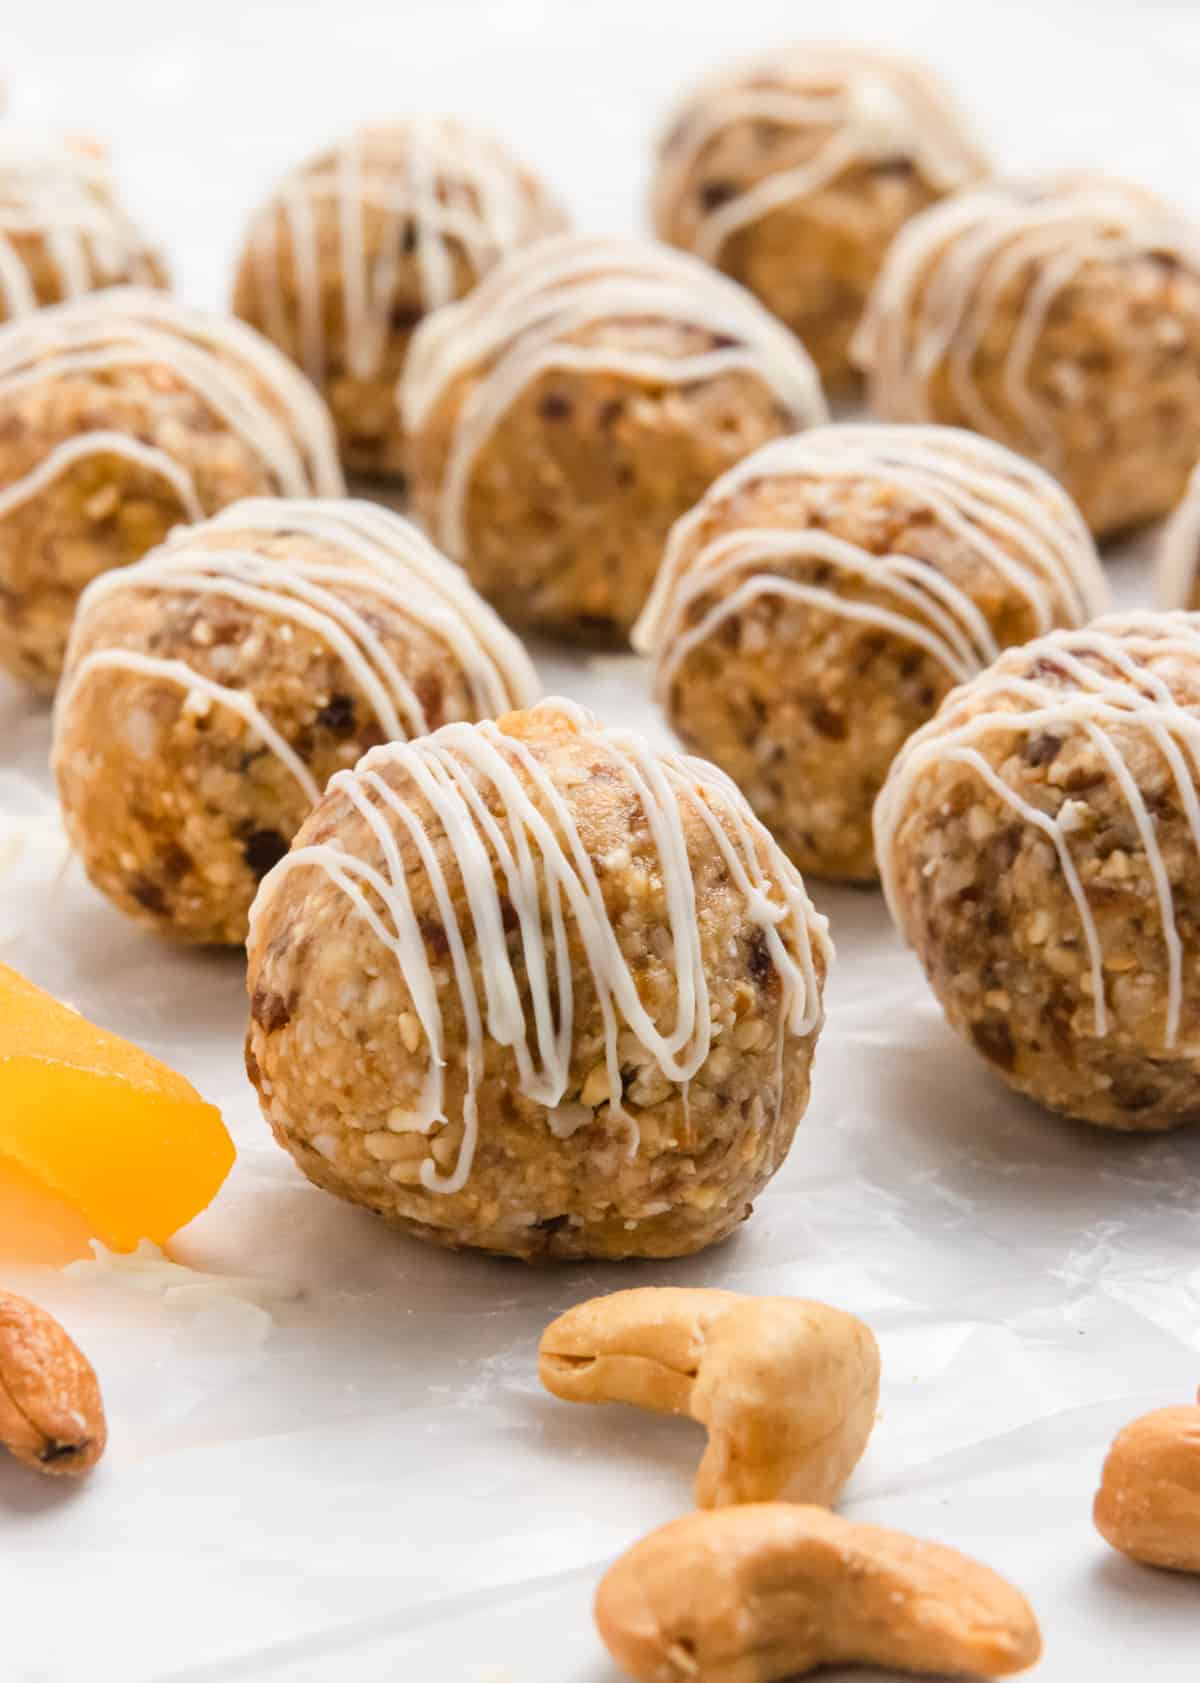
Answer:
650, 42, 988, 390
245, 700, 831, 1261
52, 498, 538, 944
231, 119, 567, 487
876, 612, 1200, 1130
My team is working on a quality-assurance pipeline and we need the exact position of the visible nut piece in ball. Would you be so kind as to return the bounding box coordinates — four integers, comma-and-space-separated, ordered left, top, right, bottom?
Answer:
636, 424, 1108, 880
53, 497, 538, 944
403, 233, 828, 641
232, 119, 567, 484
0, 134, 167, 319
0, 288, 343, 690
876, 612, 1200, 1129
651, 43, 987, 388
245, 699, 832, 1259
855, 175, 1200, 538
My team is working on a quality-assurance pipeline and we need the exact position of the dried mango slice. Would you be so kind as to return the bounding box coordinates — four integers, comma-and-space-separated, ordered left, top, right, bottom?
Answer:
0, 964, 235, 1254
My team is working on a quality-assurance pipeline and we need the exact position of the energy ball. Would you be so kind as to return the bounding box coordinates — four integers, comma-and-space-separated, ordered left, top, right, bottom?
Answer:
232, 119, 567, 485
854, 176, 1200, 539
245, 699, 832, 1260
1157, 462, 1200, 609
403, 233, 827, 642
650, 43, 986, 389
876, 612, 1200, 1130
53, 497, 538, 945
0, 287, 343, 690
0, 134, 167, 319
635, 424, 1108, 881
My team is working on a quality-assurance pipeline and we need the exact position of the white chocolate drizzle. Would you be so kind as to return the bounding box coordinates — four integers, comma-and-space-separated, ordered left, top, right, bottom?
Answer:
853, 176, 1200, 466
248, 699, 832, 1196
634, 424, 1107, 693
1157, 463, 1200, 610
241, 118, 567, 388
875, 612, 1200, 1048
0, 286, 344, 528
400, 233, 829, 559
55, 497, 539, 801
0, 136, 163, 317
653, 43, 986, 265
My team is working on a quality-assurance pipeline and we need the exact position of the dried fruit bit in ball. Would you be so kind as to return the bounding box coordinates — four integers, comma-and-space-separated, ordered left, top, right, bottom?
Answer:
0, 287, 344, 691
854, 175, 1200, 539
232, 119, 567, 484
403, 233, 827, 642
245, 698, 832, 1261
876, 612, 1200, 1131
650, 43, 987, 389
1157, 462, 1200, 609
635, 423, 1108, 882
0, 134, 167, 319
53, 497, 539, 944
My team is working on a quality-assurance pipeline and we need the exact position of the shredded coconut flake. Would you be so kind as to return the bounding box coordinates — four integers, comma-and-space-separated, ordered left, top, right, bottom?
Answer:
65, 1238, 303, 1310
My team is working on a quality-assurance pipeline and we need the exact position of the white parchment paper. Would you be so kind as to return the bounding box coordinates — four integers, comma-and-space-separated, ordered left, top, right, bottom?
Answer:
3, 3, 1200, 1679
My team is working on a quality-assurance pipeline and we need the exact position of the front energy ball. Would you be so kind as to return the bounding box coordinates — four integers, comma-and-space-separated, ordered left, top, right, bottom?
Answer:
650, 43, 987, 389
876, 614, 1200, 1130
634, 425, 1108, 881
232, 119, 567, 485
0, 288, 343, 691
403, 233, 827, 642
245, 700, 831, 1260
854, 176, 1200, 539
53, 499, 537, 944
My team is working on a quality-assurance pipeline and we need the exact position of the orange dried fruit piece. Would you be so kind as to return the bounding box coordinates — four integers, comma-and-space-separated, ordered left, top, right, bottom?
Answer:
0, 963, 235, 1254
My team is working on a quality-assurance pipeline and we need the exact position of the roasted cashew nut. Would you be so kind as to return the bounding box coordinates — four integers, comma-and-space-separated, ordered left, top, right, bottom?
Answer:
1094, 1391, 1200, 1571
539, 1286, 880, 1507
595, 1503, 1043, 1683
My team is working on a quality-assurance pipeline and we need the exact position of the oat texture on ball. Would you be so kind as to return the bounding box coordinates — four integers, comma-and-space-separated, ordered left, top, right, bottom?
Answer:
403, 233, 827, 642
651, 42, 987, 388
245, 698, 832, 1260
0, 134, 167, 320
854, 176, 1200, 539
53, 497, 538, 944
876, 612, 1200, 1130
232, 119, 567, 484
635, 424, 1108, 881
0, 286, 344, 690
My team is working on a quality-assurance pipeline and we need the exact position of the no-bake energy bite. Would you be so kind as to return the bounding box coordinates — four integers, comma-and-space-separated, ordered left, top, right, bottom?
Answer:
0, 135, 166, 319
245, 699, 831, 1260
0, 287, 343, 690
876, 612, 1200, 1130
635, 424, 1108, 881
650, 43, 987, 388
232, 119, 567, 484
53, 498, 537, 944
854, 176, 1200, 538
403, 233, 827, 641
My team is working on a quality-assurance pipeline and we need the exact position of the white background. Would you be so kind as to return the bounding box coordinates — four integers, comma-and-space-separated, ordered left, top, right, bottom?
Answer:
2, 2, 1200, 1680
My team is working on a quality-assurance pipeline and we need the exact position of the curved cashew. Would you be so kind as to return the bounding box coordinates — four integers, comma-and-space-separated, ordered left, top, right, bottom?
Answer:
595, 1504, 1043, 1683
538, 1287, 880, 1507
1094, 1394, 1200, 1571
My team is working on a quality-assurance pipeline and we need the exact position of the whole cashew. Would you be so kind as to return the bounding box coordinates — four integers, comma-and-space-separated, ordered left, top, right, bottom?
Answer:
1093, 1393, 1200, 1571
538, 1287, 880, 1507
594, 1503, 1043, 1683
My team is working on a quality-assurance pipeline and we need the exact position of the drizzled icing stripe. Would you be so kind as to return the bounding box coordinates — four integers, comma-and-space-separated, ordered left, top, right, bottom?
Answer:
400, 234, 829, 559
1157, 463, 1200, 610
0, 137, 163, 317
0, 286, 344, 522
633, 424, 1107, 689
853, 177, 1200, 464
248, 699, 832, 1197
243, 118, 566, 387
875, 612, 1200, 1048
56, 497, 539, 787
653, 44, 985, 265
